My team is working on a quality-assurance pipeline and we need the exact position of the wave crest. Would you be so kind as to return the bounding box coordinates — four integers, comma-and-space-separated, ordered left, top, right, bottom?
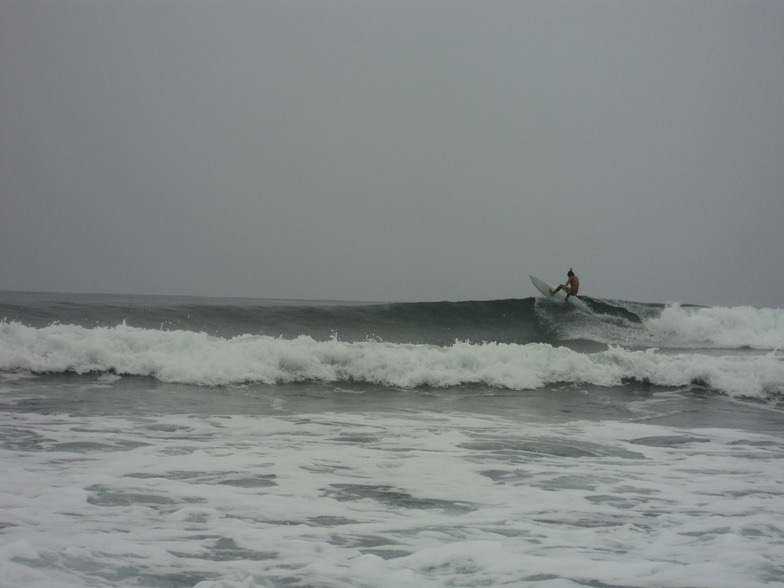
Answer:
642, 304, 784, 349
1, 321, 781, 398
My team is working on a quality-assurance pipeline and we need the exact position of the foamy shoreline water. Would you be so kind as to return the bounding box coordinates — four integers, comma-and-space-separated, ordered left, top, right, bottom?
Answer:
2, 375, 783, 588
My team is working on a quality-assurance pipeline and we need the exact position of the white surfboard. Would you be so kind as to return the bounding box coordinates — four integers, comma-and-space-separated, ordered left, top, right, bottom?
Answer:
530, 275, 591, 313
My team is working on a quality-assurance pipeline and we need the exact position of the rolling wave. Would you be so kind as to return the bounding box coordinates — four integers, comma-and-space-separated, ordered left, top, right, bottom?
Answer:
2, 292, 782, 397
0, 320, 781, 398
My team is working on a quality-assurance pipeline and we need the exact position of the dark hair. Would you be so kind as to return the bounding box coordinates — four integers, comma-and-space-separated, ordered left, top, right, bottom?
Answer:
567, 269, 574, 277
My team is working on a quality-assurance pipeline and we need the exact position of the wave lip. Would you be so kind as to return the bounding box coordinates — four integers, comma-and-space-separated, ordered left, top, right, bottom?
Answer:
1, 321, 782, 399
641, 304, 784, 350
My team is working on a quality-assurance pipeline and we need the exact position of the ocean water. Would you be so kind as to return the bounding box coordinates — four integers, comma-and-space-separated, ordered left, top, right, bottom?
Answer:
1, 291, 782, 588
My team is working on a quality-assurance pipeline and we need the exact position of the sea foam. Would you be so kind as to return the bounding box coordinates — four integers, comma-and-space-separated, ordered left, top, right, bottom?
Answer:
643, 304, 784, 349
1, 321, 781, 398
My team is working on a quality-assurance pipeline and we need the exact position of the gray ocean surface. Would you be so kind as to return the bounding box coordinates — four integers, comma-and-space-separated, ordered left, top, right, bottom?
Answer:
1, 292, 783, 587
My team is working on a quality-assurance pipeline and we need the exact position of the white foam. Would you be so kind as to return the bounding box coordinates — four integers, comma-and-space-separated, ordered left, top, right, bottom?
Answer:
1, 321, 782, 397
644, 304, 784, 350
1, 410, 781, 587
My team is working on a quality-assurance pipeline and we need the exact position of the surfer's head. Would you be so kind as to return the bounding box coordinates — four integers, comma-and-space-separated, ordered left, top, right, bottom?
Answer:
567, 269, 574, 277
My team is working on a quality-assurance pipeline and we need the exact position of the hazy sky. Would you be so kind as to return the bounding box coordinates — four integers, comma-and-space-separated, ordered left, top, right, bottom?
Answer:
2, 1, 783, 307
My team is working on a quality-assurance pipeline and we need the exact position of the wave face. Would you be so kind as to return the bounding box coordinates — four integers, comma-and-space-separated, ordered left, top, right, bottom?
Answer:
1, 292, 783, 398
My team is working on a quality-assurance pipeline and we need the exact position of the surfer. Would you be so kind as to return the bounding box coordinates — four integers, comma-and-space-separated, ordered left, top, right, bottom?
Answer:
550, 268, 579, 302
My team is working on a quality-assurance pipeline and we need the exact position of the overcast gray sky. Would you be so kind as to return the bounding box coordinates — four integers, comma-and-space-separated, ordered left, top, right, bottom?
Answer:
2, 0, 782, 307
